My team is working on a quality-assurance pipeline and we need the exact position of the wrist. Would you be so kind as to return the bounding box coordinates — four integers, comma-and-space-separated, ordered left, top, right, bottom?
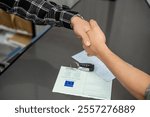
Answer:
96, 43, 109, 58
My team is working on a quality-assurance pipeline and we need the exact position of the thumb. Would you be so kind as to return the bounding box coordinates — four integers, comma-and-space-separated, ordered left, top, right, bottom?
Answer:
81, 32, 91, 47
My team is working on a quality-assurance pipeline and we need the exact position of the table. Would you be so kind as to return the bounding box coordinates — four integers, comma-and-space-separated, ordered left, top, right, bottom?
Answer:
1, 0, 145, 100
0, 26, 136, 100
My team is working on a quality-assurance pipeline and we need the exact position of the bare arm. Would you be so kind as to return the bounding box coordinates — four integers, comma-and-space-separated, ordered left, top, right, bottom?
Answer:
83, 20, 150, 99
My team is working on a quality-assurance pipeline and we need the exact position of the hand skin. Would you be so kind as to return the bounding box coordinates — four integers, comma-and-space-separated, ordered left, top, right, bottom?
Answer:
83, 20, 150, 99
71, 16, 91, 46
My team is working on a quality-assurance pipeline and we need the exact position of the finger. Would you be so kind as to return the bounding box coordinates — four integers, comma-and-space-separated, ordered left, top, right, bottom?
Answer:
86, 29, 92, 38
81, 32, 91, 47
89, 19, 99, 29
82, 45, 91, 56
89, 20, 104, 35
90, 19, 103, 31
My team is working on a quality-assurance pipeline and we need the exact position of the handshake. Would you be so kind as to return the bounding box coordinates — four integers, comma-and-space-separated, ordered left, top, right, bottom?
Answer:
71, 16, 107, 58
70, 16, 150, 100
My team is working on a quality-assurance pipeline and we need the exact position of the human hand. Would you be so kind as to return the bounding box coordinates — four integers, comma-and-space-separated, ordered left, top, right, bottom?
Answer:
71, 16, 91, 46
82, 20, 106, 56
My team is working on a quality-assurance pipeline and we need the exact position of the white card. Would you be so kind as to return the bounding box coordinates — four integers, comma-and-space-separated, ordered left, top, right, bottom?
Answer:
53, 66, 112, 100
72, 50, 115, 81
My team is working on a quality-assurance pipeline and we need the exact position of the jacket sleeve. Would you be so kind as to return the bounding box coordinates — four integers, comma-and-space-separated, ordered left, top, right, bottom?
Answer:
0, 0, 79, 29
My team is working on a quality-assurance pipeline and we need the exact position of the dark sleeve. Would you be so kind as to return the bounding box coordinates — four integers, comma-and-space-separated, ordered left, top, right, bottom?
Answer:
0, 0, 79, 29
145, 84, 150, 100
0, 0, 15, 11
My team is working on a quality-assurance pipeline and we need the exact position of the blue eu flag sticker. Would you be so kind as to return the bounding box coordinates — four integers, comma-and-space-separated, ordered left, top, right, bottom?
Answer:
64, 81, 74, 87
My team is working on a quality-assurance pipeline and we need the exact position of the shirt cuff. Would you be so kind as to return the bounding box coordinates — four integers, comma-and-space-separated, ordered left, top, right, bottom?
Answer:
56, 10, 79, 29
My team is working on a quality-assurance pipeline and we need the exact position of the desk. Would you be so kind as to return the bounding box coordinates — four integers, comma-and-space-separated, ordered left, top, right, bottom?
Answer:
0, 26, 136, 100
2, 0, 148, 100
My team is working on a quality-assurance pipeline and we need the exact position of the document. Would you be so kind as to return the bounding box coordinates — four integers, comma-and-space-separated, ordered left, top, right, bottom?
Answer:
72, 50, 115, 81
53, 66, 112, 100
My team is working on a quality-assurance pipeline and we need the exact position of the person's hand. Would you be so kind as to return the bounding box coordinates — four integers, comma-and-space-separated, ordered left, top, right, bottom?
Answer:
82, 20, 106, 56
71, 16, 91, 46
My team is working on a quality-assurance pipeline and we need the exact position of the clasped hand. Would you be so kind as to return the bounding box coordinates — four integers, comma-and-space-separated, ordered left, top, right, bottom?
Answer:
71, 16, 106, 57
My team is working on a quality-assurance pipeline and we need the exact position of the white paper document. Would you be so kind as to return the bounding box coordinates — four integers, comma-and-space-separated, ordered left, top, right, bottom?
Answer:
53, 66, 112, 100
72, 50, 115, 81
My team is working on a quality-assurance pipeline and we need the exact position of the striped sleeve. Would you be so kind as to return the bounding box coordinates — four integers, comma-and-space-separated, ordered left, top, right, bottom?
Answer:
0, 0, 79, 29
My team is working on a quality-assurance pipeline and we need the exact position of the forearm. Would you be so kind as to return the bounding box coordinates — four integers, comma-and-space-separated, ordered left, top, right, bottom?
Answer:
0, 0, 78, 28
97, 44, 150, 99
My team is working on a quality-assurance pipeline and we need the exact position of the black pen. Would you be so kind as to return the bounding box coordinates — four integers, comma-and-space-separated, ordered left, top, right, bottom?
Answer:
75, 62, 94, 72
